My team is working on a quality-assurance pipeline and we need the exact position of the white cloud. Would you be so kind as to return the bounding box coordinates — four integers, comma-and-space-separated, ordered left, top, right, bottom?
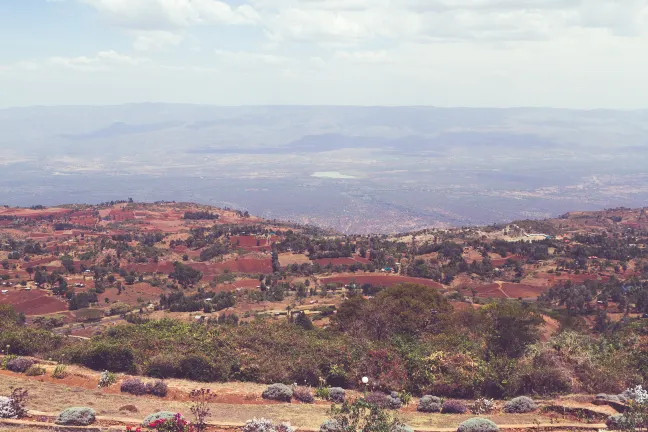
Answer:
214, 49, 289, 67
334, 50, 393, 63
132, 30, 185, 51
48, 50, 148, 72
80, 0, 260, 29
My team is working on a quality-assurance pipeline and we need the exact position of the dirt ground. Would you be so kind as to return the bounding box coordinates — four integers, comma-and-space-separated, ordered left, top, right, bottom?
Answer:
0, 371, 593, 431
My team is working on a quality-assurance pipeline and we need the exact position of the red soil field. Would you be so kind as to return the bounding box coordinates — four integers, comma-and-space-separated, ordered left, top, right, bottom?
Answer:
473, 282, 547, 299
491, 255, 522, 267
98, 283, 164, 305
0, 289, 68, 315
320, 275, 444, 289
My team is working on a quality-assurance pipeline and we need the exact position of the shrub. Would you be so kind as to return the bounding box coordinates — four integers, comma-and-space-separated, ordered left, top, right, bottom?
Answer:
418, 396, 442, 413
320, 419, 343, 432
190, 388, 217, 432
25, 365, 46, 376
143, 412, 180, 427
457, 418, 499, 432
98, 370, 117, 388
365, 392, 389, 408
121, 378, 148, 396
503, 396, 537, 414
52, 364, 67, 379
55, 407, 96, 426
386, 392, 403, 410
0, 397, 16, 419
329, 387, 346, 403
262, 384, 293, 402
6, 357, 34, 373
243, 418, 296, 432
73, 343, 135, 372
146, 380, 168, 398
392, 425, 414, 432
316, 386, 330, 400
179, 355, 226, 382
606, 414, 626, 430
293, 387, 315, 404
148, 413, 192, 432
145, 354, 182, 379
442, 400, 467, 414
470, 398, 495, 415
5, 388, 28, 418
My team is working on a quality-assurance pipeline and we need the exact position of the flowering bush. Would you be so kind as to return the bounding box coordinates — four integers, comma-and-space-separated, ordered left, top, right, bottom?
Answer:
470, 398, 495, 415
146, 380, 168, 398
0, 397, 17, 419
243, 418, 295, 432
148, 414, 193, 432
121, 378, 148, 396
98, 370, 117, 388
621, 385, 648, 404
6, 357, 34, 373
143, 412, 179, 427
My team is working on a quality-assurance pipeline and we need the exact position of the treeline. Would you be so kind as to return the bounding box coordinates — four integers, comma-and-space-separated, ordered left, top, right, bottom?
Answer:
183, 211, 219, 220
159, 291, 235, 312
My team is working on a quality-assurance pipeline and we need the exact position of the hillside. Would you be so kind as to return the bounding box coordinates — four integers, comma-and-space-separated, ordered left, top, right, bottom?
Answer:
1, 202, 647, 432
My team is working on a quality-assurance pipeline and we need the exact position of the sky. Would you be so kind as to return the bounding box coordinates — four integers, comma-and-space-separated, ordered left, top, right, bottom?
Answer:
1, 0, 648, 108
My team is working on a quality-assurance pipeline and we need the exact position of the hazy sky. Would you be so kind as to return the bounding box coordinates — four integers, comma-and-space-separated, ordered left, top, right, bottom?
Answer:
1, 0, 648, 108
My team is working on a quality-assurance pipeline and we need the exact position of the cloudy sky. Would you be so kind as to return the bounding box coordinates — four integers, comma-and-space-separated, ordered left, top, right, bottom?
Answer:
1, 0, 647, 108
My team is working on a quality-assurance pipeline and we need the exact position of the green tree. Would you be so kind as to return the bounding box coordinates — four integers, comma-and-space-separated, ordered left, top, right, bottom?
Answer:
169, 261, 203, 288
478, 301, 543, 358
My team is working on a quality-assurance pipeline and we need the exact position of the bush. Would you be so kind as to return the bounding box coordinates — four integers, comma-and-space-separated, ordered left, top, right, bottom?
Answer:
121, 378, 148, 396
143, 412, 180, 427
243, 417, 296, 432
457, 418, 499, 432
442, 400, 467, 414
386, 392, 403, 410
329, 387, 346, 403
262, 384, 293, 402
470, 398, 495, 415
606, 414, 626, 430
7, 389, 28, 418
293, 387, 314, 403
0, 397, 16, 419
74, 343, 135, 372
52, 364, 67, 379
320, 419, 343, 432
365, 392, 389, 408
146, 354, 182, 379
146, 380, 168, 398
98, 370, 117, 388
25, 365, 46, 376
316, 386, 330, 400
6, 357, 34, 373
55, 407, 96, 426
418, 396, 442, 413
392, 425, 414, 432
503, 396, 537, 414
179, 355, 226, 382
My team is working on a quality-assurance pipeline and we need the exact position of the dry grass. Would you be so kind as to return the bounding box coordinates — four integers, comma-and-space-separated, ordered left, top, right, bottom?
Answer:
0, 374, 572, 430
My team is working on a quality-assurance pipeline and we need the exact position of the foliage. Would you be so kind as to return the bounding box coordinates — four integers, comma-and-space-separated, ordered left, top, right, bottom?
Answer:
316, 386, 331, 400
243, 418, 295, 432
417, 396, 442, 413
385, 392, 403, 410
293, 387, 315, 403
503, 397, 537, 414
441, 400, 467, 414
6, 357, 34, 373
190, 388, 217, 432
55, 407, 96, 426
329, 387, 346, 403
52, 364, 68, 379
143, 412, 180, 427
613, 385, 648, 432
121, 378, 149, 396
98, 370, 117, 388
147, 380, 169, 397
457, 418, 499, 432
262, 384, 293, 402
148, 413, 193, 432
25, 365, 46, 376
324, 398, 410, 432
470, 398, 495, 415
0, 397, 17, 419
169, 262, 202, 288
